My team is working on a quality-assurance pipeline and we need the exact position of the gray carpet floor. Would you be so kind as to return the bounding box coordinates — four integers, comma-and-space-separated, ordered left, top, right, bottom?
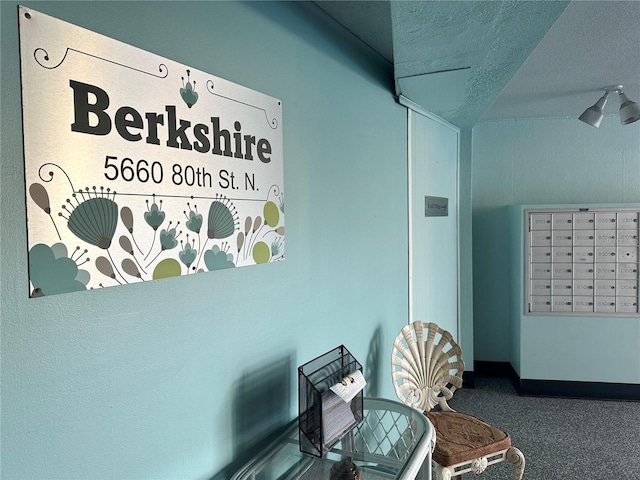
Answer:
442, 377, 640, 480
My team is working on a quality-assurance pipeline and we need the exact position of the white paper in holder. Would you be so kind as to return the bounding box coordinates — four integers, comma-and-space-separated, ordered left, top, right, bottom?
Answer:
329, 370, 366, 403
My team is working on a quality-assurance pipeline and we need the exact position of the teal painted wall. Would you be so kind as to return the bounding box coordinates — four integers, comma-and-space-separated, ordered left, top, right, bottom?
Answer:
508, 203, 640, 383
1, 2, 409, 478
472, 116, 640, 363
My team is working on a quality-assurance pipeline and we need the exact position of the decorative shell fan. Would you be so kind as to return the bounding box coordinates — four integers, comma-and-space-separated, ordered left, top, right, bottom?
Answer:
391, 321, 464, 413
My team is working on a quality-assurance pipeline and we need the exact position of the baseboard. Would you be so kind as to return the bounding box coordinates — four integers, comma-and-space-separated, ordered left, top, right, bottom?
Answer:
473, 361, 519, 379
473, 361, 640, 401
462, 370, 475, 388
516, 379, 640, 401
463, 361, 517, 389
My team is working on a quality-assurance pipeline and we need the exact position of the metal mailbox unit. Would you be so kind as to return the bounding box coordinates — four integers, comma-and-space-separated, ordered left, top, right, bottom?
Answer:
525, 207, 639, 316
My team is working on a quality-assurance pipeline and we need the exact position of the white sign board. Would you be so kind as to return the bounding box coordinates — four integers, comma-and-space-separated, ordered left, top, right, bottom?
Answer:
19, 7, 284, 297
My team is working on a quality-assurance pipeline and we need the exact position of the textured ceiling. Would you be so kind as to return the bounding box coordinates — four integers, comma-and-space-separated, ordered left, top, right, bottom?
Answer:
313, 1, 640, 128
482, 0, 640, 122
390, 0, 569, 127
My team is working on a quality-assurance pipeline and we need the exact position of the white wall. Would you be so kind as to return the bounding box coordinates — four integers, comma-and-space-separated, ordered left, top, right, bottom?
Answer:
410, 110, 460, 338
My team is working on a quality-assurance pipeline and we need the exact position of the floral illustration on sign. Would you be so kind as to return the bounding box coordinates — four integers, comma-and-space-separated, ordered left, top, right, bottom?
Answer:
28, 243, 90, 296
26, 165, 285, 297
180, 69, 198, 108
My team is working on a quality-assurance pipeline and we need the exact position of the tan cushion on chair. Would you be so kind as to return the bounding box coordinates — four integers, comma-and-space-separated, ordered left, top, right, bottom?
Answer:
426, 411, 512, 467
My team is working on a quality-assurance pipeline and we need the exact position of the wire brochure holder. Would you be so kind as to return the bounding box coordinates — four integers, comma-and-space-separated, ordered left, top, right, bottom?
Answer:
298, 345, 365, 457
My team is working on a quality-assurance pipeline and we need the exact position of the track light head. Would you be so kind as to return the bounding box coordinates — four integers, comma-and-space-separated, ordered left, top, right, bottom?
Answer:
619, 92, 640, 125
578, 92, 608, 127
579, 85, 640, 127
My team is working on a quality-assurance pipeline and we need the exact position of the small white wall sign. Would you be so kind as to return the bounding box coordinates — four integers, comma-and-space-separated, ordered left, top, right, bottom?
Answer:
19, 6, 284, 297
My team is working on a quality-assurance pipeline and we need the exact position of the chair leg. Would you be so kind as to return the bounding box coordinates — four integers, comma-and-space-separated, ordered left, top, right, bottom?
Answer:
434, 463, 455, 480
506, 446, 525, 480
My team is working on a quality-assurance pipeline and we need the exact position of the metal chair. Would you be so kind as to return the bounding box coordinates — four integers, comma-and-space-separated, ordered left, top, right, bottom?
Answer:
391, 321, 525, 480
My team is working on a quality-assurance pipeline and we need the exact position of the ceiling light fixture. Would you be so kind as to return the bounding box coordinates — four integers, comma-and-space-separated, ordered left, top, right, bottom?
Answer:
579, 85, 640, 128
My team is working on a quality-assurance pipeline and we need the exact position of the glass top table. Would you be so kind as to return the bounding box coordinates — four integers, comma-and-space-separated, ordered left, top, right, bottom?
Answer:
231, 397, 434, 480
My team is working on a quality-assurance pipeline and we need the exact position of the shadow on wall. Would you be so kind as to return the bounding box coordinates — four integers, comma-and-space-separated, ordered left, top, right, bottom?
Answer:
211, 353, 294, 480
472, 207, 512, 360
211, 326, 383, 479
364, 325, 383, 398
